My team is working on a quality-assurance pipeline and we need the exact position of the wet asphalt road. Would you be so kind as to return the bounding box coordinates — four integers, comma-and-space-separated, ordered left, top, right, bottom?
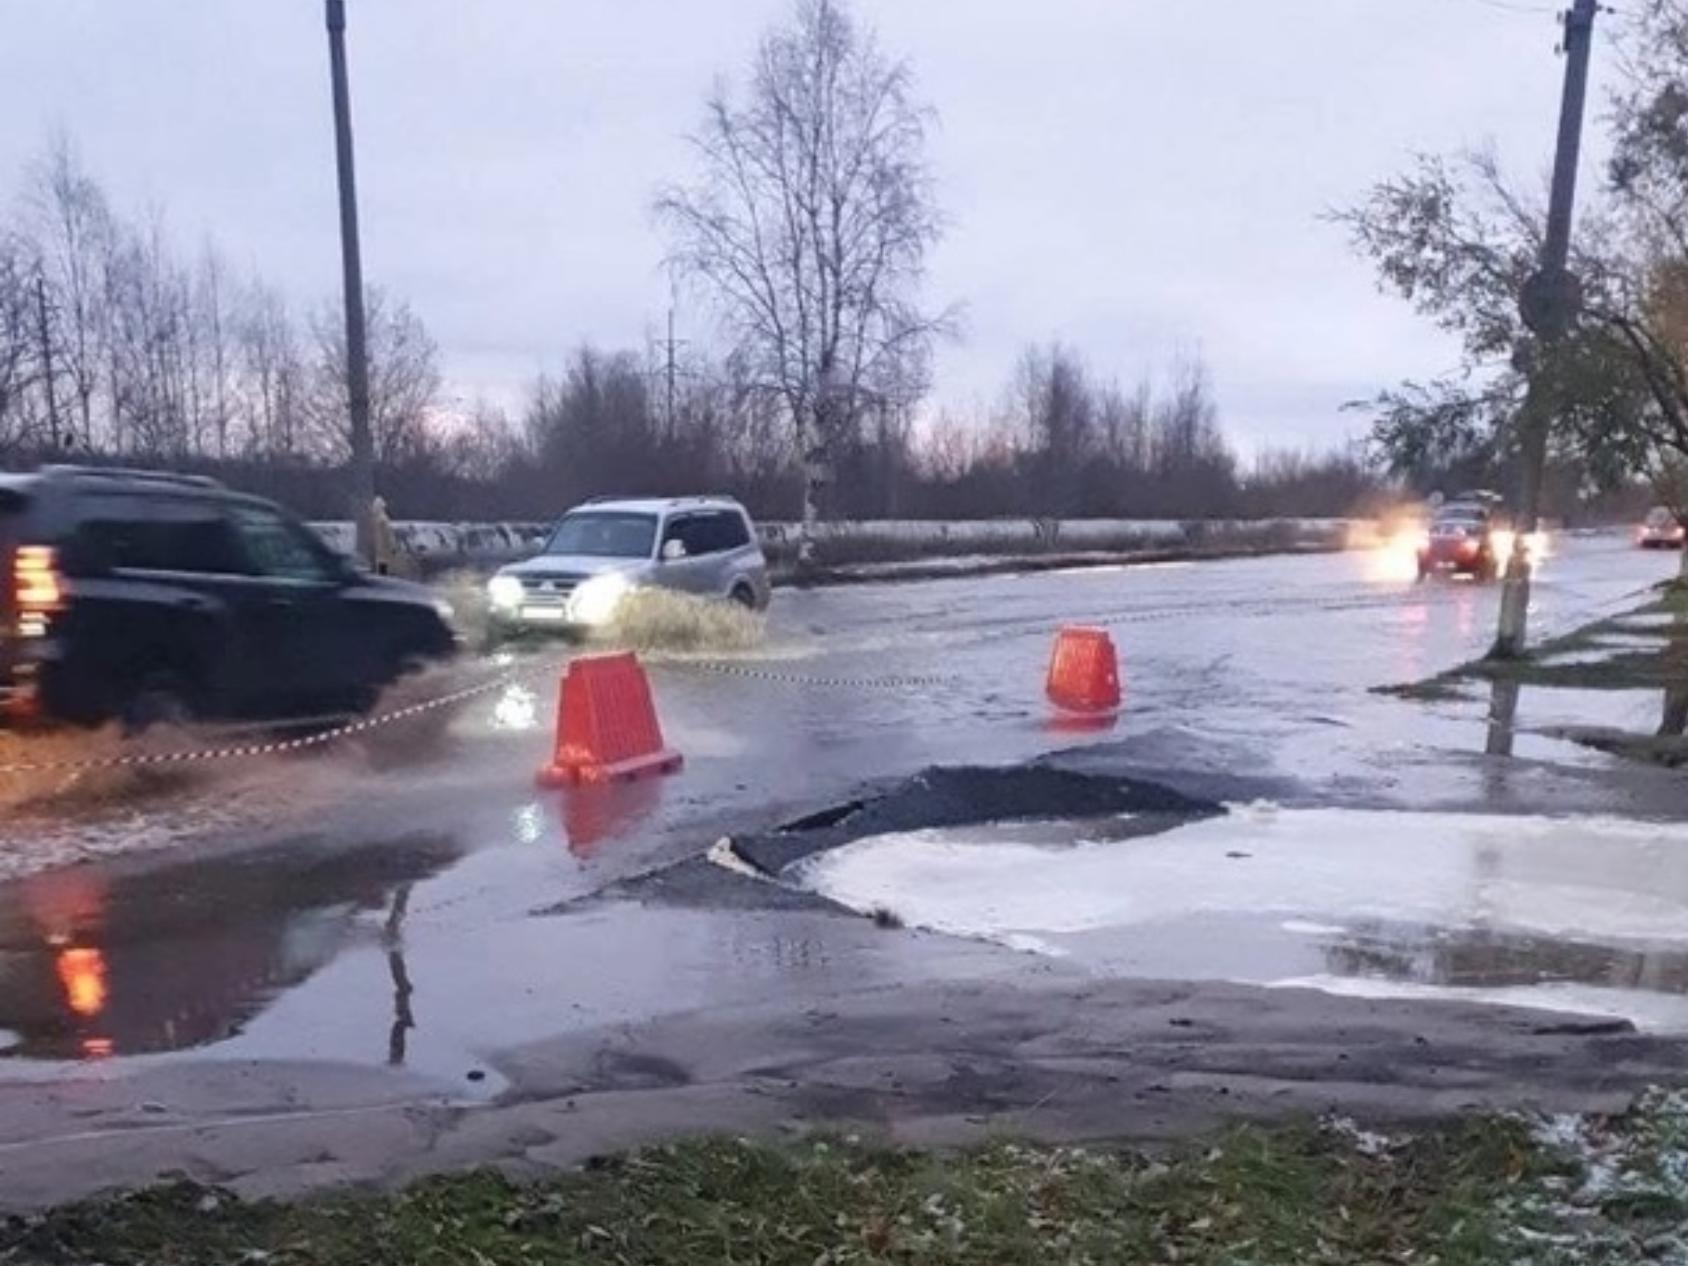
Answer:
0, 535, 1681, 1090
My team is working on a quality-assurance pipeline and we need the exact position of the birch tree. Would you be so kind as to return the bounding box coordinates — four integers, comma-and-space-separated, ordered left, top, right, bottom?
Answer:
657, 0, 949, 559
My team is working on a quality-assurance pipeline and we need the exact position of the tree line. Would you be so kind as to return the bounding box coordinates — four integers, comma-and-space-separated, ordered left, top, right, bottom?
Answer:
1, 114, 1375, 524
0, 136, 444, 476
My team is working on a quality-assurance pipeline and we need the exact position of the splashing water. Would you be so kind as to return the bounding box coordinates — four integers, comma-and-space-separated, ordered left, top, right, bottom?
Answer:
600, 588, 766, 654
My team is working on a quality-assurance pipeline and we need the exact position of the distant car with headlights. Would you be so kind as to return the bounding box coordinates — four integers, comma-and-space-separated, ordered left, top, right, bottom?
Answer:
0, 466, 457, 730
1417, 497, 1505, 581
486, 496, 770, 639
1638, 506, 1686, 549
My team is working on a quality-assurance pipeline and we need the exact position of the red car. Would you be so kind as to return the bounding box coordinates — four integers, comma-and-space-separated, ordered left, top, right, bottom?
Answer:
1638, 507, 1686, 549
1417, 504, 1502, 581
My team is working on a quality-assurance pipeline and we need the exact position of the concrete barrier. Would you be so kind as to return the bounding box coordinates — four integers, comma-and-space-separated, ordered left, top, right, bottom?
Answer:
305, 516, 1364, 577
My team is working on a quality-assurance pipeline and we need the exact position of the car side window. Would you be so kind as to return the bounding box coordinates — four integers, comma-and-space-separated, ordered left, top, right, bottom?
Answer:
660, 515, 686, 557
73, 494, 248, 575
229, 505, 336, 582
662, 514, 708, 558
714, 511, 752, 551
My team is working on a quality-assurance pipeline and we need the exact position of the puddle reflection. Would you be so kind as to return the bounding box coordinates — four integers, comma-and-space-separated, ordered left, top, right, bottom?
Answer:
385, 885, 414, 1067
555, 779, 664, 858
1485, 677, 1520, 758
0, 837, 459, 1062
1323, 920, 1688, 993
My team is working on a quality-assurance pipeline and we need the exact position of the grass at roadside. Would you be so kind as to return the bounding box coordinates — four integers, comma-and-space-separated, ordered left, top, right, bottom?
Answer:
7, 1093, 1687, 1265
1384, 582, 1688, 692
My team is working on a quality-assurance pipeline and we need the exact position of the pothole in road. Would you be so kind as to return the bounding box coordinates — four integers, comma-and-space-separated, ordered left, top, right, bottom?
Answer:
727, 764, 1224, 877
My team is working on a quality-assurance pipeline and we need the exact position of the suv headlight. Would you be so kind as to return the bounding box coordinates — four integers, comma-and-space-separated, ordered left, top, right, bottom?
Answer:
568, 573, 632, 626
488, 574, 524, 610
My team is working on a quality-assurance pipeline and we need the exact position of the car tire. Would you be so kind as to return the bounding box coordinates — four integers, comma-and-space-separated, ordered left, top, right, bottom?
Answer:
730, 583, 759, 610
121, 672, 196, 737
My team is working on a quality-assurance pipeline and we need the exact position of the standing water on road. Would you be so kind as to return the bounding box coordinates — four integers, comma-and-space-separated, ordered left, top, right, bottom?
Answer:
795, 804, 1688, 1032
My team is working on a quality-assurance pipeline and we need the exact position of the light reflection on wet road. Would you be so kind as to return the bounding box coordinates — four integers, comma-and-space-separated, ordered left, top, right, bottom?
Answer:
0, 534, 1678, 1073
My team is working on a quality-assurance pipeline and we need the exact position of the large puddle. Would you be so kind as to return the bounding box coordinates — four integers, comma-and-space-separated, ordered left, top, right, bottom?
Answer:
793, 805, 1688, 1031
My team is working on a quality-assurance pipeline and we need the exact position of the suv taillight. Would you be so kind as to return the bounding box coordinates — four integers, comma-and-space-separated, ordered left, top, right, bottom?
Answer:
13, 545, 63, 635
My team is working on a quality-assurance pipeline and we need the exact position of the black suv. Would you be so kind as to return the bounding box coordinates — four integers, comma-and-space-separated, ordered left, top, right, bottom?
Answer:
0, 467, 457, 729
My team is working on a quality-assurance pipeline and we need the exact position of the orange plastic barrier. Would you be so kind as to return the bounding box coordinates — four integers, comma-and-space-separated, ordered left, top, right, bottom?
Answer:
1046, 626, 1122, 714
537, 652, 683, 788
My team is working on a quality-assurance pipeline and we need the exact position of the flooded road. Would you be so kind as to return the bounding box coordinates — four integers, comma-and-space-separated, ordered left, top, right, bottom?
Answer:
0, 534, 1681, 1089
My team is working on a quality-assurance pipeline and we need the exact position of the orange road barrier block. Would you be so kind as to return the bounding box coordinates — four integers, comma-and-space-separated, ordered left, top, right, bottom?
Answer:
1046, 626, 1122, 714
537, 652, 683, 788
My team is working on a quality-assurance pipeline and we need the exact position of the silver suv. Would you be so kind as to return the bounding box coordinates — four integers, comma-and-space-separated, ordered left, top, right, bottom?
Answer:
486, 496, 770, 635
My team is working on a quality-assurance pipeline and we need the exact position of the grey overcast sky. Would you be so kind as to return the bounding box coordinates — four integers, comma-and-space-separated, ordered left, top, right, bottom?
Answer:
0, 0, 1616, 453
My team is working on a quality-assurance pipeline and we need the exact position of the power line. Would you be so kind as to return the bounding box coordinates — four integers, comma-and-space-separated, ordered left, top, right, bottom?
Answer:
1468, 0, 1559, 14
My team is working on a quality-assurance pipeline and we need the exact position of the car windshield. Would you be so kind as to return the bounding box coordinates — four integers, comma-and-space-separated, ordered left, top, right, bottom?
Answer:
544, 511, 658, 559
1648, 507, 1674, 527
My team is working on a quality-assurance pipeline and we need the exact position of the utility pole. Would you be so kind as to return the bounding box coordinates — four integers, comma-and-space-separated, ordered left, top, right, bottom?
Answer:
325, 0, 377, 564
653, 299, 687, 433
666, 307, 677, 433
33, 267, 60, 452
1492, 0, 1598, 661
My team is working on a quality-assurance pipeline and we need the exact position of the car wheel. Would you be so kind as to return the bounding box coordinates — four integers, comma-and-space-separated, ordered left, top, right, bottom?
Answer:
730, 583, 759, 610
121, 672, 196, 737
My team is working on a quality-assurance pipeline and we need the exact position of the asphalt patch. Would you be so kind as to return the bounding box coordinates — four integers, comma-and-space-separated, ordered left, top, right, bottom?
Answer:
730, 764, 1224, 876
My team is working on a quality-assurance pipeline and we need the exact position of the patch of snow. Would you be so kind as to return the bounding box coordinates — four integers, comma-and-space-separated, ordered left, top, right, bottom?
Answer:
1272, 975, 1688, 1034
999, 932, 1070, 956
1536, 647, 1626, 667
1325, 1116, 1395, 1156
707, 837, 769, 882
1281, 919, 1348, 937
1588, 631, 1669, 652
1614, 610, 1685, 631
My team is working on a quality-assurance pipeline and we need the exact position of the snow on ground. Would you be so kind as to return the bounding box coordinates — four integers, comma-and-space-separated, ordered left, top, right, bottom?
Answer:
1586, 631, 1671, 652
1516, 686, 1662, 734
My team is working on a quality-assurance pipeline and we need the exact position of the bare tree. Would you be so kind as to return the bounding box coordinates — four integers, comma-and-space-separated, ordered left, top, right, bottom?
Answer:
0, 243, 43, 450
193, 243, 235, 459
24, 135, 114, 451
657, 0, 950, 563
307, 286, 442, 466
237, 279, 306, 458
